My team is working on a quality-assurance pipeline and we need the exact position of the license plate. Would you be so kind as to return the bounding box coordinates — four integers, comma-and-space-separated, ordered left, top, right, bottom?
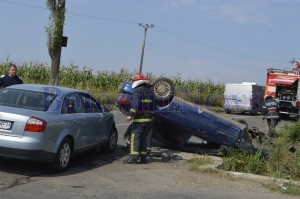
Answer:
0, 120, 12, 130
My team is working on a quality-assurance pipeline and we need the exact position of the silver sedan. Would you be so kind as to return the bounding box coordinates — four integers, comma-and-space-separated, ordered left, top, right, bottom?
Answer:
0, 84, 118, 172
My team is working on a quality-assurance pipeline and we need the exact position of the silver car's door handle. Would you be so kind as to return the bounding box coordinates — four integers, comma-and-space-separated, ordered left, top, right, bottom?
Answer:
95, 117, 101, 123
73, 119, 79, 125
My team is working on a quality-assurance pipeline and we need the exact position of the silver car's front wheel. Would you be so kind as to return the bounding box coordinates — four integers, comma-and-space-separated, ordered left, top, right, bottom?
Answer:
52, 138, 72, 172
103, 126, 118, 153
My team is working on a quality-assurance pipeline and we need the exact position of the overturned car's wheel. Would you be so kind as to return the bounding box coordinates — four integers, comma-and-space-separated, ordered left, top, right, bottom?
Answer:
52, 137, 72, 172
150, 77, 175, 106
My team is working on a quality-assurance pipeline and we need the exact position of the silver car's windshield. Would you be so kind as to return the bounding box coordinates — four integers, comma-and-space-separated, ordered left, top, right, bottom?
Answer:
0, 88, 56, 111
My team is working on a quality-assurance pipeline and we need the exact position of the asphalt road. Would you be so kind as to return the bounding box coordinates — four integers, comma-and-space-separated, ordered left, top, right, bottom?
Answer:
0, 110, 298, 199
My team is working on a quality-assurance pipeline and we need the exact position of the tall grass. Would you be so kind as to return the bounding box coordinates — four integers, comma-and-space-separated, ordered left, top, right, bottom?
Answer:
222, 121, 300, 181
223, 149, 268, 175
0, 62, 225, 107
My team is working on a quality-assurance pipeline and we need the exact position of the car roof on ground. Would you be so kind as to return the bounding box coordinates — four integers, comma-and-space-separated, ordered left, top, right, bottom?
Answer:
6, 84, 85, 95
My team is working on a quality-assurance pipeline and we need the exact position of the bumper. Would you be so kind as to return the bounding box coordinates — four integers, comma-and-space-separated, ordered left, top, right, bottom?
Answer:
0, 146, 55, 162
0, 134, 55, 162
223, 104, 254, 112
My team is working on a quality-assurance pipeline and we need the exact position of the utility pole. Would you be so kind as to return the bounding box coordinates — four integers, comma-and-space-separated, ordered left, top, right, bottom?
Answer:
139, 23, 154, 73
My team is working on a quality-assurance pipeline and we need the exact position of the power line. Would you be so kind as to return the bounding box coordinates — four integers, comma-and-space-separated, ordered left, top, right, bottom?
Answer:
154, 26, 287, 64
66, 11, 138, 25
1, 0, 44, 9
0, 0, 290, 64
1, 0, 139, 25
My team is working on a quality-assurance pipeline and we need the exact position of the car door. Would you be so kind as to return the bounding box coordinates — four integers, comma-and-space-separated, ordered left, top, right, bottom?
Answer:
81, 94, 108, 145
61, 93, 90, 150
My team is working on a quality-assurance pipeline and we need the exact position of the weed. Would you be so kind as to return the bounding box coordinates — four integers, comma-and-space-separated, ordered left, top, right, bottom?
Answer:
223, 149, 268, 175
187, 156, 213, 171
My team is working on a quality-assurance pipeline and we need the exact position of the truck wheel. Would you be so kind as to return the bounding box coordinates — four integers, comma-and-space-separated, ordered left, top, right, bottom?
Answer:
225, 109, 231, 114
52, 137, 72, 172
150, 77, 174, 106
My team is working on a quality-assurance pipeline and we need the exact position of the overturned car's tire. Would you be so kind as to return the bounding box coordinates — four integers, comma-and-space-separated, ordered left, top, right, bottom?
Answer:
150, 77, 174, 106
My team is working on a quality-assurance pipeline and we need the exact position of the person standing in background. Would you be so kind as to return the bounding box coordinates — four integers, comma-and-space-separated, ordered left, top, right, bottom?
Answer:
0, 63, 23, 88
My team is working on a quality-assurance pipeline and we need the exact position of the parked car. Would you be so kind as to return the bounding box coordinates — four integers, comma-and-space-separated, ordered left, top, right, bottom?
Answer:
0, 84, 118, 172
116, 77, 262, 154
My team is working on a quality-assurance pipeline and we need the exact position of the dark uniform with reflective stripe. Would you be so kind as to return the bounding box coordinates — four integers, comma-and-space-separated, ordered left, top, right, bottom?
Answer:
261, 97, 279, 137
128, 83, 154, 161
0, 75, 23, 88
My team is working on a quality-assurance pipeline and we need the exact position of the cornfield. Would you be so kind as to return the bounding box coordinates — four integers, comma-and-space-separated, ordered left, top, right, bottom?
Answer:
0, 62, 225, 107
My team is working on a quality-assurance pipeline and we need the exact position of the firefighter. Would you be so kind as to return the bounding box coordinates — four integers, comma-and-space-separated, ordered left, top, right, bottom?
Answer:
123, 73, 154, 164
261, 95, 280, 137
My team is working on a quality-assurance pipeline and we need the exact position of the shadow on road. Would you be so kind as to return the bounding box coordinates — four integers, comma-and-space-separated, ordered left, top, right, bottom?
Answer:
0, 144, 128, 177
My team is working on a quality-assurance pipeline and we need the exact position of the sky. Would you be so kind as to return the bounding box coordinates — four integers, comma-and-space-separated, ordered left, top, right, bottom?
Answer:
0, 0, 300, 85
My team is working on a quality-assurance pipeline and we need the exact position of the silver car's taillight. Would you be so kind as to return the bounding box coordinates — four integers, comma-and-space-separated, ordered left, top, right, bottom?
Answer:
24, 117, 47, 133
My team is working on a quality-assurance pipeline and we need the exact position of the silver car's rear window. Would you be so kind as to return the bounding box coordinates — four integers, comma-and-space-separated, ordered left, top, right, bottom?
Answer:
0, 88, 56, 111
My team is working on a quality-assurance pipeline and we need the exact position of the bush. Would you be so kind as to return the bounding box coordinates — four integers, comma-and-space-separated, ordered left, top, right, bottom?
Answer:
222, 121, 300, 180
267, 121, 300, 180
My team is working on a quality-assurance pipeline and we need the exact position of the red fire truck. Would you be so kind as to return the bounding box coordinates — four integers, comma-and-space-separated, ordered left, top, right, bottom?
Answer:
264, 62, 300, 117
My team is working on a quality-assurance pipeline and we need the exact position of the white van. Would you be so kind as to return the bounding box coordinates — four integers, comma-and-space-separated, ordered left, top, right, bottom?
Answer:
223, 82, 265, 114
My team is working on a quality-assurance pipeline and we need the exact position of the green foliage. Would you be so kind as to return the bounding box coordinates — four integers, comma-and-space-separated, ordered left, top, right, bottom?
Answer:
210, 106, 225, 112
170, 74, 225, 107
266, 121, 300, 180
279, 121, 300, 143
0, 62, 225, 107
46, 0, 66, 56
290, 150, 300, 179
222, 121, 300, 181
187, 156, 214, 171
223, 149, 268, 175
188, 156, 213, 165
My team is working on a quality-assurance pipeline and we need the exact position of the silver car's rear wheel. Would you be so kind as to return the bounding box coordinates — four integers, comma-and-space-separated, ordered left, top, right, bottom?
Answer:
52, 138, 72, 172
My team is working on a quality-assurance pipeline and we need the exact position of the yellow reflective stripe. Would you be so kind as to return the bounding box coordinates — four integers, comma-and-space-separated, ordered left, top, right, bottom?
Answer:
133, 118, 152, 122
130, 133, 139, 155
140, 152, 147, 155
142, 99, 152, 102
129, 108, 136, 113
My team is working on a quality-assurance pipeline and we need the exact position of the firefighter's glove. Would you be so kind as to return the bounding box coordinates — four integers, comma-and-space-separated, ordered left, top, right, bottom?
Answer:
126, 116, 133, 122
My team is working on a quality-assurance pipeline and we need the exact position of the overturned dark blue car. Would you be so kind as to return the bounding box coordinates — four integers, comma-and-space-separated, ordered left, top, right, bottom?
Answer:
116, 77, 262, 154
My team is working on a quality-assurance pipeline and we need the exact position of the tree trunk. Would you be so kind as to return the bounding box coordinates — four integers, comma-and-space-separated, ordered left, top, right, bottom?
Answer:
49, 49, 62, 86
